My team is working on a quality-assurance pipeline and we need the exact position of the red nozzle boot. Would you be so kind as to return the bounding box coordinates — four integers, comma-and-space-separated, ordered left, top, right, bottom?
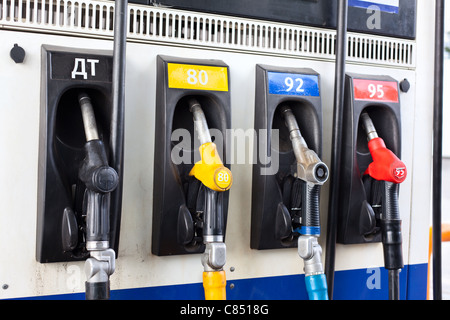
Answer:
365, 137, 407, 183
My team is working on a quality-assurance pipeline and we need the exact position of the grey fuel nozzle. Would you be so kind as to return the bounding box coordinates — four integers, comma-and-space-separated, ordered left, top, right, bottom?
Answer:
280, 105, 329, 185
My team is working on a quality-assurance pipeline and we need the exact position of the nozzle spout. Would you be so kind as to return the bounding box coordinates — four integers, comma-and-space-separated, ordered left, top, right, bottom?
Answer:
189, 98, 212, 145
361, 112, 378, 141
79, 92, 100, 142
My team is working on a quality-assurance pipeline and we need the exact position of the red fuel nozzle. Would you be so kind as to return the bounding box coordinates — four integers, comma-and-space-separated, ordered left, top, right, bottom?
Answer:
360, 112, 405, 300
365, 137, 407, 184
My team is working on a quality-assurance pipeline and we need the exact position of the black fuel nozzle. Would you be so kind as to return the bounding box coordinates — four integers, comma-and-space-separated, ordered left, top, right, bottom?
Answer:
78, 92, 118, 300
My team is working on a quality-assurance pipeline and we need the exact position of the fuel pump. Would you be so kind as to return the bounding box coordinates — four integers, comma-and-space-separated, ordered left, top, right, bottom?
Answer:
333, 73, 405, 299
152, 55, 232, 299
280, 105, 328, 300
360, 112, 406, 300
251, 65, 328, 300
188, 98, 232, 300
78, 92, 118, 300
36, 45, 124, 300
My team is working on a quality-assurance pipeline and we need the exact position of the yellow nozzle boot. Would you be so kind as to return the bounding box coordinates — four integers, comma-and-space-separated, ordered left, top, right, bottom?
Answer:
189, 142, 233, 192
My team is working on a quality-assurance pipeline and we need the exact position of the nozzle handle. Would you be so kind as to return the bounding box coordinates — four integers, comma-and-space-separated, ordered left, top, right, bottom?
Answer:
203, 188, 224, 242
84, 189, 111, 247
79, 141, 118, 249
381, 181, 403, 271
300, 182, 321, 234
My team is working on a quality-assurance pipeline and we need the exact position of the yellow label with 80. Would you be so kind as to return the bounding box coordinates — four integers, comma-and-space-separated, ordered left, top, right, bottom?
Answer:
167, 63, 228, 92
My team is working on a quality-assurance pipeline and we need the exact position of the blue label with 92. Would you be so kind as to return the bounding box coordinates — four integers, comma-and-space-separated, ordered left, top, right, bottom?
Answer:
268, 72, 320, 97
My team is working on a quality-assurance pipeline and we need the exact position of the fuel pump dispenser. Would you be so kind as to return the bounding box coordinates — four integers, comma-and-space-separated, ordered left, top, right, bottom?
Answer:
152, 55, 232, 300
36, 46, 123, 300
335, 73, 406, 299
251, 65, 328, 300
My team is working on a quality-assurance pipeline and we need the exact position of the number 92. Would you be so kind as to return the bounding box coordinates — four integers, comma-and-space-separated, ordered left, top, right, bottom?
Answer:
284, 76, 304, 93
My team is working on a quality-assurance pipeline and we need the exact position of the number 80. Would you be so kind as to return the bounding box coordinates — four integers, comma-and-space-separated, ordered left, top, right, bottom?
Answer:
187, 69, 208, 85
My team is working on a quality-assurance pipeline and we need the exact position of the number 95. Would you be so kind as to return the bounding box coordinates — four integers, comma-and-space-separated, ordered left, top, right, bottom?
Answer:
368, 83, 384, 98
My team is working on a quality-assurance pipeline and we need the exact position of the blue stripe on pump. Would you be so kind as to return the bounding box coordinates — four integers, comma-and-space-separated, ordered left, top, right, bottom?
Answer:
12, 263, 427, 300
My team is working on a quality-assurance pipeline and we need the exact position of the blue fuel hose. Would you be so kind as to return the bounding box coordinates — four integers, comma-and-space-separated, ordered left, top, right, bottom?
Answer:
305, 274, 329, 300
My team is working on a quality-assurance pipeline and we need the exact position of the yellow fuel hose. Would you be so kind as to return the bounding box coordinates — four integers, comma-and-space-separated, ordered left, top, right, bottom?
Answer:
203, 271, 227, 300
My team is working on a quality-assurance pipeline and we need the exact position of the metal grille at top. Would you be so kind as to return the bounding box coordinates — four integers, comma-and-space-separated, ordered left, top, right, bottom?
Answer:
0, 0, 415, 68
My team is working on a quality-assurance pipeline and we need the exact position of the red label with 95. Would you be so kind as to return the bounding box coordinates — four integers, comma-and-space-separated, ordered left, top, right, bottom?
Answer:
353, 79, 399, 103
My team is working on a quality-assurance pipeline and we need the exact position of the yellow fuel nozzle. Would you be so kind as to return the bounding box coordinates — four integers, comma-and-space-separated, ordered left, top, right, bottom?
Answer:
188, 98, 230, 301
188, 97, 232, 192
189, 142, 233, 192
